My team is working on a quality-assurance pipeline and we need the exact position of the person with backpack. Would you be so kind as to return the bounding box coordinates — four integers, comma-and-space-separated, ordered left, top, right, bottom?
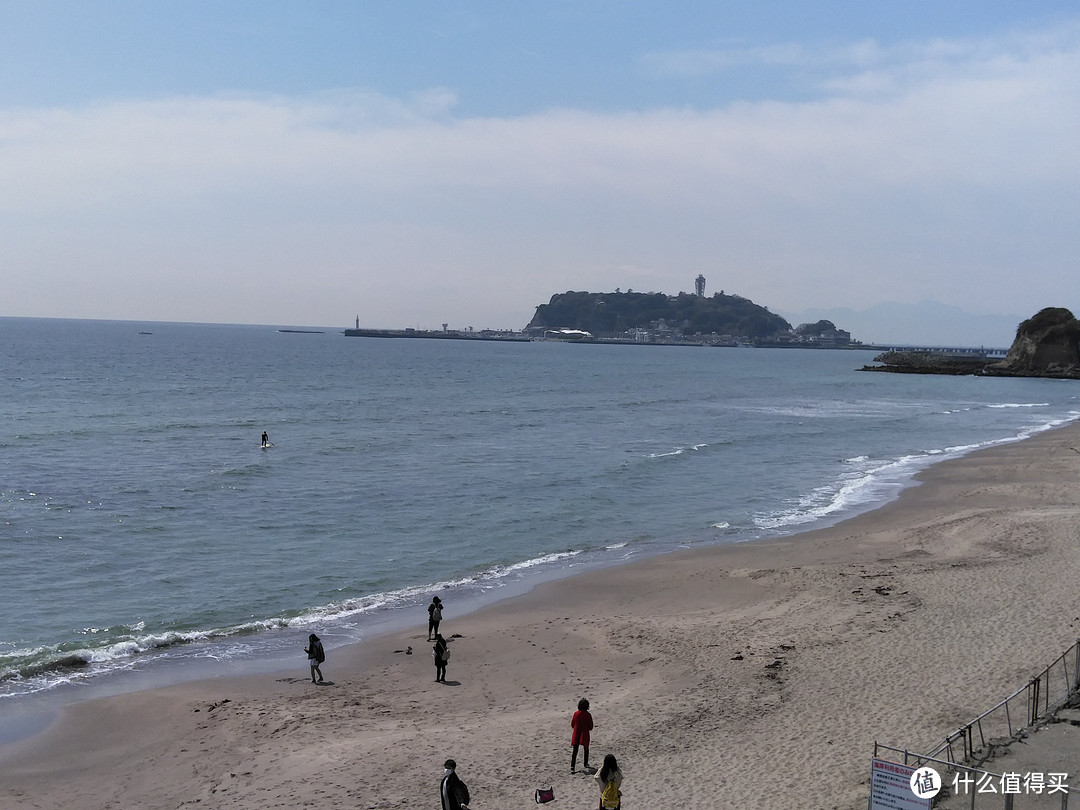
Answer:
304, 633, 325, 683
594, 754, 622, 810
570, 697, 593, 773
428, 596, 443, 640
440, 758, 470, 810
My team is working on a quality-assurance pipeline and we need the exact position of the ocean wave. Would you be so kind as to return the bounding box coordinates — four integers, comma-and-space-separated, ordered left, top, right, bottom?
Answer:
0, 612, 322, 698
753, 459, 913, 531
750, 401, 907, 419
753, 411, 1080, 532
646, 443, 708, 459
0, 548, 589, 698
0, 625, 239, 690
289, 549, 586, 627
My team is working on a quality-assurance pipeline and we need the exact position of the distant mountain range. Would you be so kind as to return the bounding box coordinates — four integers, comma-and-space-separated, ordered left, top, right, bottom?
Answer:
779, 302, 1024, 349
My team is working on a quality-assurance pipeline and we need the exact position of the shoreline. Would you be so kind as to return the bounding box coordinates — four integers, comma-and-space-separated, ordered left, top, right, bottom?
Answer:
5, 422, 1080, 808
0, 433, 955, 742
2, 410, 1047, 717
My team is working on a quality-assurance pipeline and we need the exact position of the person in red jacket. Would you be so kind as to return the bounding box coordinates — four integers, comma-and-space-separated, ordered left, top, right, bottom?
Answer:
570, 697, 593, 773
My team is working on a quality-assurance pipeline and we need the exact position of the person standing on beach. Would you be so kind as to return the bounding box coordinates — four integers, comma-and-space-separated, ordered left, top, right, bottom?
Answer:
571, 697, 593, 773
594, 754, 622, 809
304, 633, 325, 683
440, 759, 470, 809
427, 596, 443, 640
433, 633, 449, 682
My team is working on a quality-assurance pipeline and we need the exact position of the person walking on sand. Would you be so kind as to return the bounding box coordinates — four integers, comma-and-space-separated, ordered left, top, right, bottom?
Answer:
432, 633, 449, 682
571, 697, 593, 773
440, 759, 470, 810
304, 633, 325, 683
595, 754, 622, 810
427, 595, 443, 640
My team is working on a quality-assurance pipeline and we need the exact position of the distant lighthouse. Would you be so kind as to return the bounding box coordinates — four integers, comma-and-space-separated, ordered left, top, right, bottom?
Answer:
356, 315, 360, 329
695, 275, 706, 297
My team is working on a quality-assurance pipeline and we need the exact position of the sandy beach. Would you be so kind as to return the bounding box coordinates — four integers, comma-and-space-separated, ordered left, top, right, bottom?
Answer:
5, 422, 1080, 809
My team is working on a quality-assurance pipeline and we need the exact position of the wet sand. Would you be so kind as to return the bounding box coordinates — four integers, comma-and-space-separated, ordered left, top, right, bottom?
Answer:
4, 423, 1080, 809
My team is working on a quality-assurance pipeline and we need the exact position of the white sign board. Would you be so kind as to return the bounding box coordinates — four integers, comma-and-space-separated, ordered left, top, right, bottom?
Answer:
870, 758, 931, 810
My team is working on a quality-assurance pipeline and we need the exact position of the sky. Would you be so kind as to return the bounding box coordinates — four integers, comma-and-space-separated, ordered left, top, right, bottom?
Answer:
2, 2, 1079, 344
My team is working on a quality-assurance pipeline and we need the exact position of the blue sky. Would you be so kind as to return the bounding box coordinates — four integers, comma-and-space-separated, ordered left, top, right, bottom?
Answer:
2, 2, 1079, 343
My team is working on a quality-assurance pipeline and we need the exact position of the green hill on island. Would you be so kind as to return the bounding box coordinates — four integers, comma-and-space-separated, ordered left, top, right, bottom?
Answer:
526, 290, 793, 340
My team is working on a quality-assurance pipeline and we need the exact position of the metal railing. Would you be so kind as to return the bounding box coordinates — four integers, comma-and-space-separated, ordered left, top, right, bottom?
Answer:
872, 744, 1073, 809
924, 640, 1080, 767
872, 639, 1080, 808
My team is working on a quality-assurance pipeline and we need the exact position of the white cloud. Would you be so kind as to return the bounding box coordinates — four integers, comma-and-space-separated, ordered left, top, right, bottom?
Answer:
1, 22, 1079, 339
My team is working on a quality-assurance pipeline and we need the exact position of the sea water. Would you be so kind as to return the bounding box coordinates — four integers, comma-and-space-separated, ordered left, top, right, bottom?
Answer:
2, 317, 1077, 724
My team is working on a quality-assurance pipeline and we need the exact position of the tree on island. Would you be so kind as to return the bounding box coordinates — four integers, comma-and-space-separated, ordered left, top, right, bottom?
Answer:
795, 320, 837, 336
526, 290, 792, 340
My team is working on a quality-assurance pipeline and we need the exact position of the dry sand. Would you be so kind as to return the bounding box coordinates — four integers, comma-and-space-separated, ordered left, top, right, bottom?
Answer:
5, 422, 1080, 809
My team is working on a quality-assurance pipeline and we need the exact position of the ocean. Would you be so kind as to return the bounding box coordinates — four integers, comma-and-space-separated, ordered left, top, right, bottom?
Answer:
2, 316, 1077, 731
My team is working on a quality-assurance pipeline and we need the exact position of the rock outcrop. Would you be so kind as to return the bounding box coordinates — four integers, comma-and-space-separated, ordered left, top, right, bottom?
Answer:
862, 307, 1080, 378
861, 351, 991, 375
985, 307, 1080, 378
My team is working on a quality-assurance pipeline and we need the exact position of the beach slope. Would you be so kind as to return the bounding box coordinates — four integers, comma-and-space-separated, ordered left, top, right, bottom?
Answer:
4, 424, 1080, 809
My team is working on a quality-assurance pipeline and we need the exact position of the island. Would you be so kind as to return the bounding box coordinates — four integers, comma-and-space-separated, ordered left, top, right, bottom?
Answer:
346, 278, 863, 348
523, 287, 859, 347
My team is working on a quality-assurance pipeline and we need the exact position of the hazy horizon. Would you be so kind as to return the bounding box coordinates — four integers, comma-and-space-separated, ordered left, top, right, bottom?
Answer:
2, 296, 1027, 350
2, 3, 1076, 345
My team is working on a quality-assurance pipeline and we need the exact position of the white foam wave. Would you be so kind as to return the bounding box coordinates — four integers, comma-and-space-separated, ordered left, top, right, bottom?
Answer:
754, 411, 1080, 532
287, 549, 584, 627
647, 443, 708, 459
2, 547, 590, 698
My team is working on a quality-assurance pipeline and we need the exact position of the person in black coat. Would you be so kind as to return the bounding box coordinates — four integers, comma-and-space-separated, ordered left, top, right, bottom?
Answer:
433, 633, 448, 682
427, 596, 443, 640
304, 633, 325, 683
440, 759, 470, 810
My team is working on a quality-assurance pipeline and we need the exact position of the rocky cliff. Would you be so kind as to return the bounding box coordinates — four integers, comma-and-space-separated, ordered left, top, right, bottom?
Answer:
985, 307, 1080, 378
863, 307, 1080, 378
